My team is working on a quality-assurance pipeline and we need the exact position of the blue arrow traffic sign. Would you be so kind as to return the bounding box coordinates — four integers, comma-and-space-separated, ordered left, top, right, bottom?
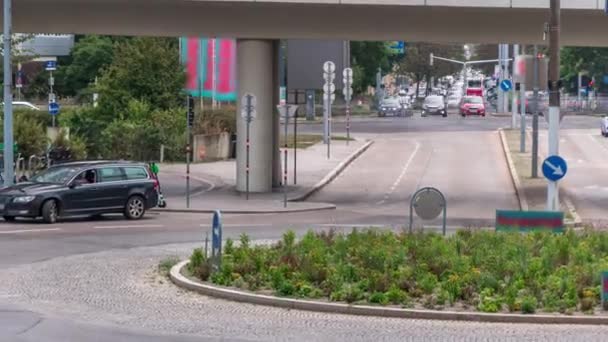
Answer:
48, 102, 60, 115
45, 61, 57, 71
500, 79, 512, 92
542, 155, 567, 182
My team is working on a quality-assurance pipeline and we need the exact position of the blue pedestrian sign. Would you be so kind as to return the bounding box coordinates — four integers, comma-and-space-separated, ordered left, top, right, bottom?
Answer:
45, 61, 57, 71
211, 209, 223, 270
48, 102, 60, 116
500, 79, 512, 92
542, 155, 567, 182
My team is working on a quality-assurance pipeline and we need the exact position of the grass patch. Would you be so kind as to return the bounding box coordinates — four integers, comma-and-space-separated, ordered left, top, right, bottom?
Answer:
279, 134, 354, 149
158, 255, 180, 277
190, 229, 608, 315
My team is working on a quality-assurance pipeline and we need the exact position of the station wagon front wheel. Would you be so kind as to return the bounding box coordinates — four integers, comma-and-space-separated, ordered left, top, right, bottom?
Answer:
125, 196, 146, 220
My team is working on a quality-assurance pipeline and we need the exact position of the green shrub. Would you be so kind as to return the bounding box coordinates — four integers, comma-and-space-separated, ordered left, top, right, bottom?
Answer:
520, 295, 538, 314
197, 228, 608, 314
369, 292, 389, 305
188, 248, 211, 281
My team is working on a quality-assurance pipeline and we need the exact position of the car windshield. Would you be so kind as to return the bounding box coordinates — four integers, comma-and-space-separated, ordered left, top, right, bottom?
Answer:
463, 97, 483, 104
381, 98, 399, 106
424, 96, 443, 105
30, 166, 81, 184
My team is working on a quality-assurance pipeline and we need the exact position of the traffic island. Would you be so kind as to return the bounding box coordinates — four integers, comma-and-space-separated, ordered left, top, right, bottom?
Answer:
499, 129, 581, 226
170, 228, 608, 324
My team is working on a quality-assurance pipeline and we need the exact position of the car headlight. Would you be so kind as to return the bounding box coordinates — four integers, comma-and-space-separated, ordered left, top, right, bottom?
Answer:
13, 196, 35, 203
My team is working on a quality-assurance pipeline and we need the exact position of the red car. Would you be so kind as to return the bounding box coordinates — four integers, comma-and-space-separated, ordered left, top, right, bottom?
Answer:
460, 96, 486, 117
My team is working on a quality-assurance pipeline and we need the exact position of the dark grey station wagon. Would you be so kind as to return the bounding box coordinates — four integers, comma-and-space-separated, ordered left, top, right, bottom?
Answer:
0, 161, 159, 223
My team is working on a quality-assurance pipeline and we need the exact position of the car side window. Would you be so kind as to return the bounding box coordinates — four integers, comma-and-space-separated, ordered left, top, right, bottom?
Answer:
98, 167, 126, 183
73, 169, 97, 185
123, 167, 149, 180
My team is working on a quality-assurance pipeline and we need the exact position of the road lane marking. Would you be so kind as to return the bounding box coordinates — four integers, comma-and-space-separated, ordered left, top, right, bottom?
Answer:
378, 141, 420, 205
93, 224, 165, 229
0, 228, 61, 234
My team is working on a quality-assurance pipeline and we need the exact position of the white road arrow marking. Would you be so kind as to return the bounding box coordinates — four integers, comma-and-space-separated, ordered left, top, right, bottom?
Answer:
544, 160, 564, 176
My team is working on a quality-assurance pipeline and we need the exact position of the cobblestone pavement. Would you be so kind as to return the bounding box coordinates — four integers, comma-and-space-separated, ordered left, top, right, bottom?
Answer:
1, 243, 608, 341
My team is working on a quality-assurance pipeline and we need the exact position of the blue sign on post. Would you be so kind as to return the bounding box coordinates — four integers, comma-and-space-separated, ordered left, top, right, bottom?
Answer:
500, 79, 512, 92
45, 61, 57, 71
211, 209, 222, 271
542, 155, 568, 182
48, 102, 60, 115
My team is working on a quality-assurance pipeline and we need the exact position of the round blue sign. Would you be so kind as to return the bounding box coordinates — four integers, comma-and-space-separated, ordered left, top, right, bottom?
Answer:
500, 80, 512, 92
48, 102, 60, 116
542, 155, 567, 182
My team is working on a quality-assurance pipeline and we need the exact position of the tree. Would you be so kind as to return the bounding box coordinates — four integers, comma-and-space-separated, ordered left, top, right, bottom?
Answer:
398, 43, 463, 97
350, 42, 394, 94
560, 47, 608, 92
55, 35, 114, 98
96, 37, 185, 116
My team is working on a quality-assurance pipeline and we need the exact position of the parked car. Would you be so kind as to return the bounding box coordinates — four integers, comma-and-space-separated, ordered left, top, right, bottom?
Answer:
460, 96, 486, 117
0, 161, 159, 223
516, 92, 548, 115
422, 95, 447, 117
379, 97, 410, 117
601, 116, 608, 137
1, 101, 40, 111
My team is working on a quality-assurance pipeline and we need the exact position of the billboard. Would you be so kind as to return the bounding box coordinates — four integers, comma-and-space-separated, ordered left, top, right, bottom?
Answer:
180, 38, 237, 101
287, 40, 346, 91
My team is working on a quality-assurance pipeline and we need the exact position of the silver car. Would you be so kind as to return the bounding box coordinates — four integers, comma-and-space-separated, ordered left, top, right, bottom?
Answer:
422, 95, 447, 117
601, 116, 608, 137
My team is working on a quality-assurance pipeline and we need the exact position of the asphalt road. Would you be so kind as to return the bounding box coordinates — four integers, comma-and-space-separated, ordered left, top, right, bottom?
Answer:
1, 113, 607, 341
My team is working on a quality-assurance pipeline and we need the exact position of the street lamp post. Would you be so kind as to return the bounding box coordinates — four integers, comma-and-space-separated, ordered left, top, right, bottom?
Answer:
3, 0, 14, 186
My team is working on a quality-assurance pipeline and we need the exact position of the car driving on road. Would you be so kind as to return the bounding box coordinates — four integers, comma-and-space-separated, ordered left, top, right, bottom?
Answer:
379, 96, 410, 117
422, 95, 447, 117
460, 96, 486, 117
0, 161, 159, 223
601, 116, 608, 137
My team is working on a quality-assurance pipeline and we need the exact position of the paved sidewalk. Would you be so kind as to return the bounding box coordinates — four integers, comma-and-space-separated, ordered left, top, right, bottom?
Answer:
157, 138, 371, 213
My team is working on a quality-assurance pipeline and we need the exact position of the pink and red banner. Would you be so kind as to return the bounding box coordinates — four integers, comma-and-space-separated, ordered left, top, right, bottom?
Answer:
180, 37, 236, 101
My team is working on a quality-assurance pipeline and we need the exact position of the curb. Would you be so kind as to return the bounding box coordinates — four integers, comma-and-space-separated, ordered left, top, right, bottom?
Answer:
564, 197, 583, 227
498, 129, 529, 211
170, 260, 608, 325
152, 203, 336, 215
289, 140, 374, 201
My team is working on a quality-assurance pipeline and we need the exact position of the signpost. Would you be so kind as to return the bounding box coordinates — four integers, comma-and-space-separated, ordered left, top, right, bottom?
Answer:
409, 187, 447, 236
186, 96, 194, 208
496, 210, 564, 233
241, 93, 256, 200
277, 104, 298, 208
343, 67, 353, 145
499, 80, 512, 92
323, 61, 335, 159
211, 210, 223, 272
543, 155, 567, 211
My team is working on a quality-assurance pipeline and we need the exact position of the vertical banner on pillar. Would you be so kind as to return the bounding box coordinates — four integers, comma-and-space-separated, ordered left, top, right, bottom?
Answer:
180, 37, 237, 101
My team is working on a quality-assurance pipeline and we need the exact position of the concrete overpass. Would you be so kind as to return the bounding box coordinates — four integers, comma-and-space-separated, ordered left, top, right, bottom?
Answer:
6, 0, 608, 192
8, 0, 608, 46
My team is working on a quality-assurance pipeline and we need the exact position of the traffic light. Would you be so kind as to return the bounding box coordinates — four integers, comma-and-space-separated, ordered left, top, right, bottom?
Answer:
187, 96, 195, 128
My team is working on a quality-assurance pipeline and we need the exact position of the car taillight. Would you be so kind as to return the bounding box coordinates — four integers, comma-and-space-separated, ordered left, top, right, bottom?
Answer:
153, 178, 160, 190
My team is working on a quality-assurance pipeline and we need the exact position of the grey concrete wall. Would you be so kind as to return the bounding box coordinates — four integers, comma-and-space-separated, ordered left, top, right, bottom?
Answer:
192, 133, 231, 162
4, 1, 608, 46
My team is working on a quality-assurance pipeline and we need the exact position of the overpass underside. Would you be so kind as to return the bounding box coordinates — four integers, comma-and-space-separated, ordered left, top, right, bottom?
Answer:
8, 0, 608, 46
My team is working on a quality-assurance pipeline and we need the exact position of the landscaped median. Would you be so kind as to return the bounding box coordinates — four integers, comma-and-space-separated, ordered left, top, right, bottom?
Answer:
170, 228, 608, 324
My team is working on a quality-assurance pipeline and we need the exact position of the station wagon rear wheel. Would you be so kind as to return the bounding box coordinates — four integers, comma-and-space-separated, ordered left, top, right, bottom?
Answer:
125, 196, 145, 220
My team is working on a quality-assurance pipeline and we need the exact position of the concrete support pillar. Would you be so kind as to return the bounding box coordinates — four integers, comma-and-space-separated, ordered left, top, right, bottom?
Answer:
236, 39, 277, 192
